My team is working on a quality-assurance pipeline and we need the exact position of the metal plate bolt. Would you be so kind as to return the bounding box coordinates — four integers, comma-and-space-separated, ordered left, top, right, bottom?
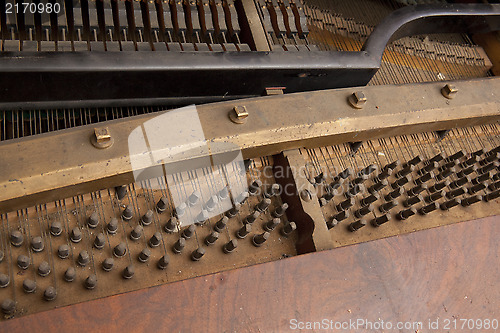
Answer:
229, 106, 249, 124
91, 127, 114, 149
348, 91, 367, 109
441, 84, 458, 99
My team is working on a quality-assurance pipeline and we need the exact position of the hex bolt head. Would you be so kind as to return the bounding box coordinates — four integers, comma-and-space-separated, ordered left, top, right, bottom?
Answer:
348, 91, 367, 109
441, 84, 458, 99
229, 106, 249, 124
91, 127, 114, 149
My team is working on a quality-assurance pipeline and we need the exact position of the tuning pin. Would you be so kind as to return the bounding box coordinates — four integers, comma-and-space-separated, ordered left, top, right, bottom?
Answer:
57, 244, 70, 259
235, 192, 249, 204
93, 233, 106, 249
446, 187, 467, 199
205, 231, 220, 246
477, 162, 499, 175
371, 214, 391, 227
70, 227, 82, 243
396, 207, 417, 221
488, 181, 500, 192
236, 224, 252, 239
456, 165, 477, 178
84, 274, 98, 289
1, 299, 16, 315
471, 172, 492, 185
461, 195, 483, 207
156, 196, 168, 213
164, 217, 178, 233
332, 210, 349, 223
479, 152, 500, 165
391, 175, 410, 189
0, 274, 9, 288
336, 197, 354, 211
138, 248, 151, 263
435, 168, 454, 181
122, 206, 134, 221
37, 261, 51, 277
445, 150, 465, 163
395, 164, 414, 178
157, 255, 170, 270
187, 191, 201, 207
472, 148, 488, 157
483, 190, 500, 202
382, 160, 400, 173
427, 153, 444, 164
379, 200, 398, 213
226, 203, 241, 218
107, 218, 119, 234
252, 232, 270, 247
264, 218, 281, 232
102, 258, 114, 272
314, 172, 325, 184
351, 174, 368, 186
214, 216, 228, 233
122, 265, 135, 279
43, 286, 57, 301
218, 187, 230, 200
360, 193, 379, 206
88, 212, 99, 228
449, 176, 470, 189
418, 202, 439, 215
414, 172, 434, 186
175, 203, 187, 218
417, 162, 438, 176
256, 198, 271, 212
10, 230, 24, 247
23, 279, 37, 293
77, 251, 90, 266
337, 167, 352, 180
191, 247, 206, 261
31, 236, 44, 252
348, 219, 366, 232
50, 222, 63, 236
244, 211, 260, 224
384, 187, 404, 201
360, 164, 378, 176
459, 155, 479, 169
248, 180, 263, 195
368, 179, 388, 194
440, 198, 461, 210
181, 225, 196, 239
407, 184, 427, 197
468, 182, 486, 195
64, 267, 76, 282
428, 180, 450, 193
403, 195, 423, 208
272, 203, 289, 218
354, 205, 373, 219
195, 210, 209, 225
264, 184, 281, 198
205, 195, 219, 212
345, 184, 364, 198
113, 242, 127, 257
130, 225, 143, 241
17, 255, 30, 270
173, 238, 186, 254
424, 191, 445, 203
141, 210, 154, 226
223, 239, 238, 254
374, 169, 392, 182
148, 232, 162, 247
281, 222, 297, 236
115, 185, 127, 200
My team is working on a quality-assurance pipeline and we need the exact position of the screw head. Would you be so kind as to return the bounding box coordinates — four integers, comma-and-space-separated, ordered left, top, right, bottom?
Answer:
348, 91, 367, 109
229, 106, 249, 124
300, 189, 313, 202
91, 127, 114, 149
441, 84, 458, 99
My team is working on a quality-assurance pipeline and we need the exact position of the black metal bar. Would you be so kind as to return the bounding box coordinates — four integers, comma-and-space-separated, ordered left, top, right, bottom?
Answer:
0, 3, 499, 110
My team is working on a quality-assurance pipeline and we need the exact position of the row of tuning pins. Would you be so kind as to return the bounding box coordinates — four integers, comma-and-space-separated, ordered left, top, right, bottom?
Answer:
313, 144, 500, 231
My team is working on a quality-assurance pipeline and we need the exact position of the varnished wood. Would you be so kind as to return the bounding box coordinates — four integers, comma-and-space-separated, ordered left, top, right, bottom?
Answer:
2, 216, 499, 332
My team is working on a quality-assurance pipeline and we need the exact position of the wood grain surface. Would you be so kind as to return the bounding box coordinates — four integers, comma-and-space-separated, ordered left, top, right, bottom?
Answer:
2, 216, 499, 332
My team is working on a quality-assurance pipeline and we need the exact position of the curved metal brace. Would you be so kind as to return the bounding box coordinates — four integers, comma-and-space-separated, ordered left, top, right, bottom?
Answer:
0, 4, 499, 109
